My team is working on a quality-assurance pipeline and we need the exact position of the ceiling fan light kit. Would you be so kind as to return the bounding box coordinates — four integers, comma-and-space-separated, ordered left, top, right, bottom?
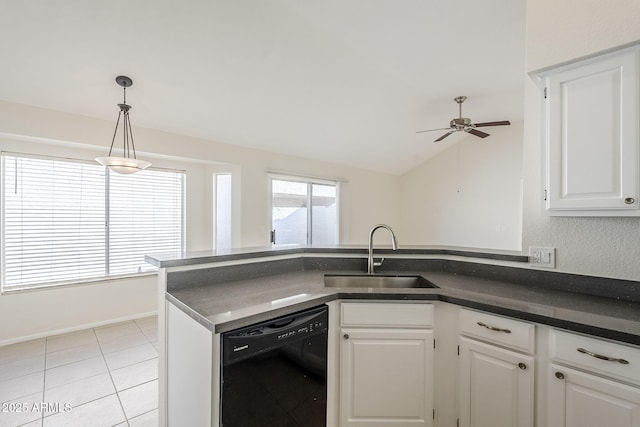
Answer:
95, 75, 151, 174
417, 96, 511, 142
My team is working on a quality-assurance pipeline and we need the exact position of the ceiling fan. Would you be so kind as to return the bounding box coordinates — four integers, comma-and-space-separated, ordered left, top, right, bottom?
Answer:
416, 96, 511, 142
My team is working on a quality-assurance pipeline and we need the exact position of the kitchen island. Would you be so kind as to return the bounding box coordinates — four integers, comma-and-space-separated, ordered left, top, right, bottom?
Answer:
147, 247, 640, 427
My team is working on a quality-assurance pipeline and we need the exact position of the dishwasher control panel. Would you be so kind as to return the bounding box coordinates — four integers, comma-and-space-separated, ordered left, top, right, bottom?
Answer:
277, 320, 324, 340
222, 305, 329, 365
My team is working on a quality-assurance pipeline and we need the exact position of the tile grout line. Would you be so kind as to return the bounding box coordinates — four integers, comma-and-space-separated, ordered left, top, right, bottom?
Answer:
127, 407, 157, 424
0, 343, 45, 405
4, 319, 158, 426
40, 330, 117, 423
92, 326, 132, 427
43, 337, 103, 372
116, 377, 158, 394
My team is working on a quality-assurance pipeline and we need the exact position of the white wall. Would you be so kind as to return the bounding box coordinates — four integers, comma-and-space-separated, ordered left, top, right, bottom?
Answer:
398, 122, 524, 250
0, 277, 158, 345
522, 0, 640, 280
527, 0, 640, 72
0, 101, 400, 344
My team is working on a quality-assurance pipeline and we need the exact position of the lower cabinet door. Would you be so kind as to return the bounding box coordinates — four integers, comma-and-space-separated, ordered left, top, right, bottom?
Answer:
340, 328, 434, 427
459, 337, 534, 427
548, 364, 640, 427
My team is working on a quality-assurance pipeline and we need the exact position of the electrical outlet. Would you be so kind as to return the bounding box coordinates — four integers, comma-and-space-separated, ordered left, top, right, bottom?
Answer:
529, 246, 556, 268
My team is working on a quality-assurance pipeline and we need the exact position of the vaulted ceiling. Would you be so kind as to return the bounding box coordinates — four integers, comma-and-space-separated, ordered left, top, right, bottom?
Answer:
0, 0, 526, 174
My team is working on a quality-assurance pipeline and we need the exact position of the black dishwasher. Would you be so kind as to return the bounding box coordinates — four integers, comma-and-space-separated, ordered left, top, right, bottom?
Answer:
221, 305, 328, 427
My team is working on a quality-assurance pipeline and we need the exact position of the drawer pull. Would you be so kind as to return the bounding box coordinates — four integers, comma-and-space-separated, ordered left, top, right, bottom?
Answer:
477, 321, 511, 334
577, 348, 629, 364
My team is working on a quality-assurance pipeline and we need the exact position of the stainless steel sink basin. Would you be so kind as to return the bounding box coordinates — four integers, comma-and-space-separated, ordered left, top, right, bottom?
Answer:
324, 274, 438, 289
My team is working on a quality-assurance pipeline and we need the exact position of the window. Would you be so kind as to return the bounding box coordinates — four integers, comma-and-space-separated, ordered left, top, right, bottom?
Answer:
214, 173, 232, 251
1, 153, 184, 292
270, 175, 339, 246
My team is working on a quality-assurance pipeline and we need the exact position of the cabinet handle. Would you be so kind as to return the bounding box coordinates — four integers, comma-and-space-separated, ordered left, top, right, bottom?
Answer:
577, 348, 629, 364
555, 371, 565, 380
518, 362, 527, 370
477, 321, 511, 334
343, 333, 349, 340
624, 197, 636, 205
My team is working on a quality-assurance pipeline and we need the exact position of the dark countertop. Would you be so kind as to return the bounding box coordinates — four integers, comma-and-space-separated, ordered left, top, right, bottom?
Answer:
167, 267, 640, 346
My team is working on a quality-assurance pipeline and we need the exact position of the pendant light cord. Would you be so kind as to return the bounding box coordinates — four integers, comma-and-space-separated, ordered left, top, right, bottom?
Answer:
107, 85, 138, 160
96, 75, 151, 173
108, 110, 122, 157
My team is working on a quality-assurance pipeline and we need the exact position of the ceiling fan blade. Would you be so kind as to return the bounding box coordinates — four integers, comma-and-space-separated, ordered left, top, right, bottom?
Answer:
434, 131, 455, 142
472, 120, 511, 128
466, 128, 490, 138
416, 127, 452, 134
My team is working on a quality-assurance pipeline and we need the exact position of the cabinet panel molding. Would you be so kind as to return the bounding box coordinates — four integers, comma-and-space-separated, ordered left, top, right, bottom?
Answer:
548, 364, 640, 427
459, 337, 534, 427
340, 328, 434, 426
540, 45, 640, 216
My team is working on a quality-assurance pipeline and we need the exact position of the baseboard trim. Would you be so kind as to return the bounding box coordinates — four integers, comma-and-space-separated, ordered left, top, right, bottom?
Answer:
0, 311, 159, 347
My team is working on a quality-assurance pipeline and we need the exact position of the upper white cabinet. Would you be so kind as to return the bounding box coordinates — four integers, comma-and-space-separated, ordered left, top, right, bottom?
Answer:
540, 45, 640, 216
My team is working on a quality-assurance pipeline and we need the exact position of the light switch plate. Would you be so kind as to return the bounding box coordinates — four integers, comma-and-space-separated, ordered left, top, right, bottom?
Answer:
529, 246, 556, 268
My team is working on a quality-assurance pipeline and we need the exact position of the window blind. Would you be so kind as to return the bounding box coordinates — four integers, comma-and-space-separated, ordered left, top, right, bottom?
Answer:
108, 168, 184, 275
1, 153, 184, 292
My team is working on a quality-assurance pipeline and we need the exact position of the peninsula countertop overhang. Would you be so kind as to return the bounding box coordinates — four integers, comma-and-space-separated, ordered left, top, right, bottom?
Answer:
144, 245, 529, 268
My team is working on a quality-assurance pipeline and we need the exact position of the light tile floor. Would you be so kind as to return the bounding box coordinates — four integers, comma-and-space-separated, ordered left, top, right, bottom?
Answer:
0, 316, 159, 427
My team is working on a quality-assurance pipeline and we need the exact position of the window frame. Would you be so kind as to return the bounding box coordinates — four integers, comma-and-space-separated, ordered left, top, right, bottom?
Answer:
268, 173, 341, 246
1, 151, 186, 293
213, 172, 233, 251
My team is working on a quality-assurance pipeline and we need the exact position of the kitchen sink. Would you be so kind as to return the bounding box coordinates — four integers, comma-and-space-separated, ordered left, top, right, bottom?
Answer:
324, 274, 438, 289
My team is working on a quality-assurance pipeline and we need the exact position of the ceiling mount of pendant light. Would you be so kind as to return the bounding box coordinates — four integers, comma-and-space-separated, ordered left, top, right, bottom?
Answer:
95, 75, 151, 174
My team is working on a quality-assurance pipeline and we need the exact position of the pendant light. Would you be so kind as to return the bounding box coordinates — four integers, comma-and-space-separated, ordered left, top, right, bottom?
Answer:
96, 75, 151, 174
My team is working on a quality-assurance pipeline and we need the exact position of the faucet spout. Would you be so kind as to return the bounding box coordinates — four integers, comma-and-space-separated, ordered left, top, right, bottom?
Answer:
367, 224, 399, 274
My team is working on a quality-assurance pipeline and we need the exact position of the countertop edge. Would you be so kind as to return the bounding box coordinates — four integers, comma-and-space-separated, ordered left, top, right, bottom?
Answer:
147, 246, 528, 268
165, 293, 215, 330
166, 289, 640, 346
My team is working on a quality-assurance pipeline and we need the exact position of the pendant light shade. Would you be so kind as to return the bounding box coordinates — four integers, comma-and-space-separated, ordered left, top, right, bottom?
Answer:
95, 155, 151, 175
96, 76, 151, 174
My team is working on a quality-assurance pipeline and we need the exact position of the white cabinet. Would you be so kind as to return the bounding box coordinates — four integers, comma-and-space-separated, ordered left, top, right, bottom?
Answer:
459, 338, 534, 427
339, 302, 434, 427
458, 309, 535, 427
548, 365, 640, 427
540, 45, 640, 216
547, 329, 640, 427
166, 302, 215, 427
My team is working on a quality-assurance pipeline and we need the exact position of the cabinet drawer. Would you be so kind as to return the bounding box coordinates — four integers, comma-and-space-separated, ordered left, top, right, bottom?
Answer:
459, 309, 535, 354
550, 329, 640, 385
341, 302, 433, 328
